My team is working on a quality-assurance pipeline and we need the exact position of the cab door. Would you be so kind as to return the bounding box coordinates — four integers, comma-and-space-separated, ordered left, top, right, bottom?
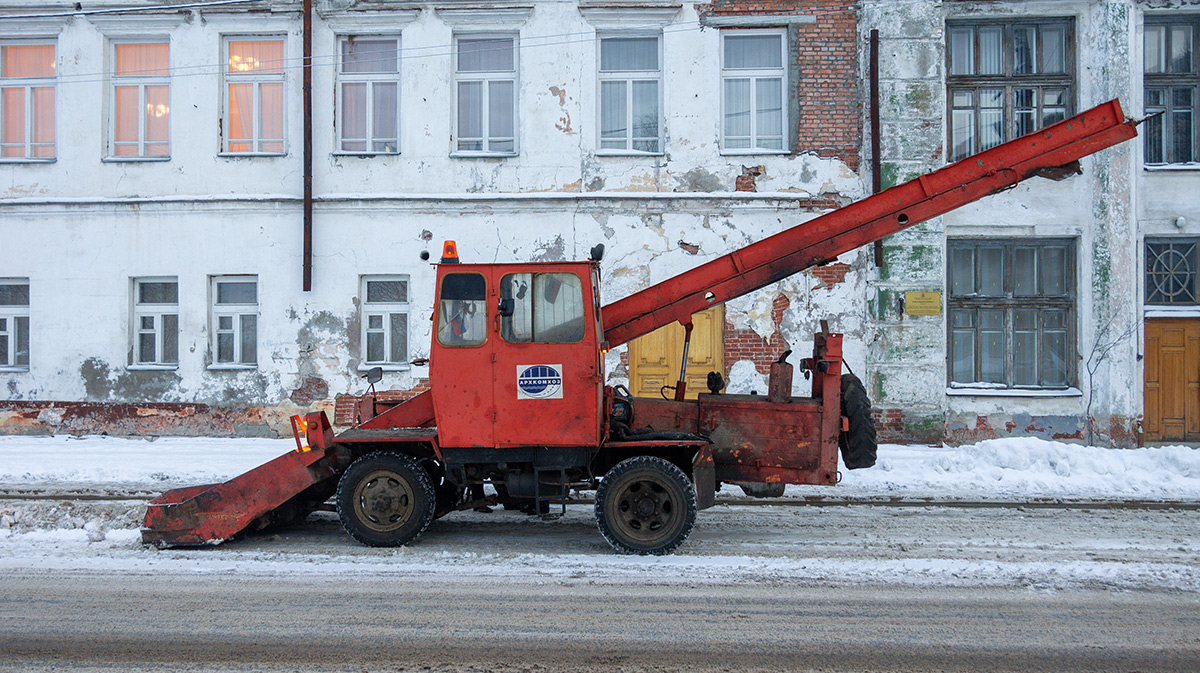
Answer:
491, 265, 602, 448
430, 269, 494, 448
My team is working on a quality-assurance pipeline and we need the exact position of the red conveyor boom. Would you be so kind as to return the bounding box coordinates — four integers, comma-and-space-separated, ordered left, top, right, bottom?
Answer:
601, 98, 1138, 348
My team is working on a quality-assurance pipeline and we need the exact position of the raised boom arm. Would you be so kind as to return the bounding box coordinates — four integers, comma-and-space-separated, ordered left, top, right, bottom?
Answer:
601, 99, 1138, 348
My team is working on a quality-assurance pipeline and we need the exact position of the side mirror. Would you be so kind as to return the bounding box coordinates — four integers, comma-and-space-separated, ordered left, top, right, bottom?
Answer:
498, 297, 515, 317
363, 366, 383, 385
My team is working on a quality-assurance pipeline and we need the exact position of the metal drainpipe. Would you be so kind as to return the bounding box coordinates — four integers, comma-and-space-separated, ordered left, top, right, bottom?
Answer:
870, 29, 882, 267
302, 0, 314, 291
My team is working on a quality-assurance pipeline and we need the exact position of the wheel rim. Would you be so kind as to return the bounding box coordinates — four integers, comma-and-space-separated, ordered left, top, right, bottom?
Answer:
607, 472, 682, 546
353, 468, 416, 533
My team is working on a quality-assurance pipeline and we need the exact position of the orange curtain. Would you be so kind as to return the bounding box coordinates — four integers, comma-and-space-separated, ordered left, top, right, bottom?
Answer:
228, 41, 283, 74
3, 45, 54, 78
115, 43, 168, 77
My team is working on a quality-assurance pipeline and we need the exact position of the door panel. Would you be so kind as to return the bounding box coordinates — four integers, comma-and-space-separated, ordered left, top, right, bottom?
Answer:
1144, 318, 1200, 442
629, 305, 724, 400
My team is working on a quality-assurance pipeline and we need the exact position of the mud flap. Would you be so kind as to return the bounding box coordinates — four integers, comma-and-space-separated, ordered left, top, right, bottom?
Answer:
692, 445, 715, 510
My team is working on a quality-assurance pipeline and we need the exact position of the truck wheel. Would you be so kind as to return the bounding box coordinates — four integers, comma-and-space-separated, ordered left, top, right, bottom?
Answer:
839, 374, 878, 469
595, 456, 697, 555
336, 451, 435, 547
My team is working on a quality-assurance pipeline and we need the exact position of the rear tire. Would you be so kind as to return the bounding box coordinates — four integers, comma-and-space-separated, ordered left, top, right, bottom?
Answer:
839, 374, 877, 469
595, 456, 696, 555
336, 451, 435, 547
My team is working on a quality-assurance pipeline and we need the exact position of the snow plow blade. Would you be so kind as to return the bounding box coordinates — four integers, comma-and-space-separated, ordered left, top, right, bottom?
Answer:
142, 415, 342, 547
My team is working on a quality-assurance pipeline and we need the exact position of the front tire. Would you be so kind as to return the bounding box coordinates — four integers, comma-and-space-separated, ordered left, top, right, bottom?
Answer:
595, 456, 697, 555
336, 451, 435, 547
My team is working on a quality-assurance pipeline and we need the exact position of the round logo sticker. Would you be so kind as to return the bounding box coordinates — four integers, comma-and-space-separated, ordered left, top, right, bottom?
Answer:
517, 365, 563, 399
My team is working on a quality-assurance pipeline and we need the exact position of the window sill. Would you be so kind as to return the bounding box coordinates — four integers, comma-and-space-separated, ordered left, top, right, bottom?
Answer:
206, 364, 258, 371
450, 151, 518, 159
332, 151, 400, 157
127, 364, 179, 371
0, 157, 55, 164
1144, 163, 1200, 172
595, 149, 665, 157
720, 148, 789, 156
946, 386, 1082, 398
357, 363, 411, 373
218, 152, 286, 158
103, 156, 171, 163
0, 366, 29, 373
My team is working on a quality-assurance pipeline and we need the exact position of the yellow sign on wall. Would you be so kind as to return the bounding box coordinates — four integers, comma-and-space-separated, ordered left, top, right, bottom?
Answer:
905, 291, 942, 316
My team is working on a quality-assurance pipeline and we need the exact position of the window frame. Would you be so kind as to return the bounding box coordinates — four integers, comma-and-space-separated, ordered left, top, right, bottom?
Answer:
209, 275, 259, 369
0, 278, 29, 371
719, 27, 789, 155
1143, 16, 1198, 166
360, 274, 410, 369
335, 35, 401, 155
946, 238, 1077, 391
107, 39, 171, 161
451, 32, 519, 157
1145, 237, 1200, 305
945, 18, 1075, 162
596, 32, 663, 155
131, 277, 179, 369
220, 36, 286, 156
0, 40, 56, 162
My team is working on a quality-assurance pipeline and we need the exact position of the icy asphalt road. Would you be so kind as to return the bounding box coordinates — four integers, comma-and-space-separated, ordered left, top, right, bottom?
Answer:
1, 502, 1199, 671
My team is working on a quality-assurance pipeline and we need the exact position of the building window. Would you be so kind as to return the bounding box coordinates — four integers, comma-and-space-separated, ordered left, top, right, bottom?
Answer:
1145, 17, 1197, 165
1, 42, 55, 160
361, 275, 409, 366
1146, 238, 1200, 304
338, 37, 399, 154
110, 42, 170, 159
947, 239, 1075, 389
721, 29, 786, 153
210, 276, 258, 366
223, 38, 284, 154
132, 278, 178, 367
598, 34, 661, 153
946, 19, 1073, 161
454, 35, 517, 154
0, 279, 29, 370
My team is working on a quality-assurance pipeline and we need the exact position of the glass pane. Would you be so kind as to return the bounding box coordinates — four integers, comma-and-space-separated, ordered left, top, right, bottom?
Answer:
1042, 310, 1069, 386
1173, 88, 1194, 163
2, 88, 24, 154
723, 34, 782, 69
1144, 91, 1164, 164
217, 281, 256, 304
1013, 26, 1035, 75
1013, 248, 1036, 296
139, 332, 156, 363
31, 87, 53, 154
438, 273, 488, 347
631, 80, 659, 149
0, 283, 30, 306
1146, 25, 1166, 74
724, 78, 751, 141
979, 309, 1005, 383
978, 247, 1003, 296
950, 310, 975, 382
114, 86, 139, 144
139, 281, 177, 304
950, 90, 975, 161
1171, 25, 1194, 74
373, 82, 397, 150
949, 27, 974, 76
3, 44, 55, 78
488, 80, 514, 142
341, 39, 397, 74
457, 81, 482, 148
239, 314, 257, 364
1146, 241, 1198, 304
0, 333, 6, 366
457, 38, 514, 72
601, 37, 658, 71
1041, 25, 1065, 74
950, 247, 975, 295
368, 314, 383, 330
260, 82, 283, 146
217, 332, 234, 363
979, 26, 1002, 75
1013, 308, 1038, 386
341, 82, 367, 148
755, 77, 783, 140
15, 316, 27, 366
228, 40, 283, 74
532, 273, 585, 343
162, 313, 177, 364
979, 88, 1004, 150
218, 315, 233, 330
501, 273, 533, 343
1014, 88, 1036, 137
1040, 246, 1067, 296
227, 82, 254, 147
145, 85, 169, 150
115, 43, 168, 77
389, 313, 407, 362
600, 80, 627, 146
366, 331, 384, 362
141, 316, 155, 330
366, 280, 406, 303
1042, 88, 1067, 127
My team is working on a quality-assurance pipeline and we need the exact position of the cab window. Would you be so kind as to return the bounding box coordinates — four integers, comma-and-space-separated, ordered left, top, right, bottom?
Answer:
500, 272, 585, 343
437, 273, 487, 346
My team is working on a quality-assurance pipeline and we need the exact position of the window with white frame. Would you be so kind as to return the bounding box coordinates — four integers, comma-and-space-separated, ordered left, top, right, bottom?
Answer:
361, 276, 409, 366
1145, 17, 1197, 165
599, 34, 661, 153
946, 19, 1074, 162
721, 29, 786, 153
210, 276, 258, 366
947, 239, 1075, 389
110, 42, 169, 159
1, 42, 55, 160
454, 35, 517, 154
338, 37, 399, 153
0, 279, 29, 370
132, 278, 178, 367
223, 38, 284, 154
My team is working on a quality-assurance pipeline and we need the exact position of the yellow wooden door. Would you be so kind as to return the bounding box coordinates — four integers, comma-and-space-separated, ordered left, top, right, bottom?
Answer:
628, 305, 724, 400
1144, 318, 1200, 442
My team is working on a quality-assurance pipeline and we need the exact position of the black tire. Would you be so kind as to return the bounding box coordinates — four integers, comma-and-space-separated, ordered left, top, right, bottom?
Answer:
336, 451, 436, 547
839, 373, 877, 469
595, 456, 697, 555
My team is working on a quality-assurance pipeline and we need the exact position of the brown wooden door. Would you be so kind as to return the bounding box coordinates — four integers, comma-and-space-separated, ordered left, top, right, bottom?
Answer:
1144, 318, 1200, 441
628, 305, 724, 400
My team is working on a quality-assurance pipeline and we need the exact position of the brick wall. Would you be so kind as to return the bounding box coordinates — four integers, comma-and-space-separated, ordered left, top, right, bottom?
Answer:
334, 380, 430, 427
